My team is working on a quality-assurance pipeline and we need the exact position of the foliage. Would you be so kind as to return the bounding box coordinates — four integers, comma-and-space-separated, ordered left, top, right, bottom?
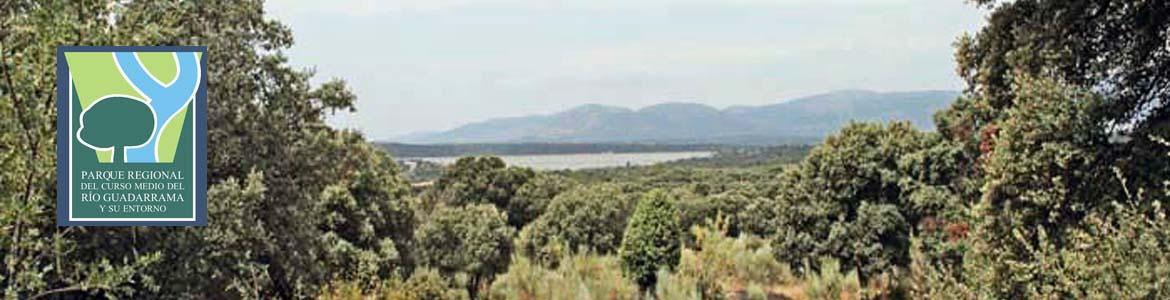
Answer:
906, 236, 975, 300
488, 253, 638, 300
918, 0, 1170, 298
951, 0, 1170, 141
432, 156, 535, 210
506, 173, 575, 228
771, 122, 936, 278
148, 172, 274, 298
619, 189, 682, 290
316, 133, 417, 282
960, 76, 1115, 297
652, 269, 702, 300
519, 184, 635, 265
674, 219, 791, 299
5, 0, 1170, 298
672, 189, 717, 243
663, 145, 812, 169
562, 165, 776, 198
413, 204, 514, 298
382, 269, 469, 300
2, 1, 171, 298
317, 269, 468, 300
398, 159, 446, 183
802, 258, 861, 300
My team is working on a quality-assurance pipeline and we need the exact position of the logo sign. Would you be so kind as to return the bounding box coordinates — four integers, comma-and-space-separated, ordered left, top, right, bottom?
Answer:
57, 46, 207, 226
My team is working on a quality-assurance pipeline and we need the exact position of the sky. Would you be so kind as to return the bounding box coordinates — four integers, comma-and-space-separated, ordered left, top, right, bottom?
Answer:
264, 0, 987, 140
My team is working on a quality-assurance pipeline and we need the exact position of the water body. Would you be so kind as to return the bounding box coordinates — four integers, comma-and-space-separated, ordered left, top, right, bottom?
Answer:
403, 151, 714, 170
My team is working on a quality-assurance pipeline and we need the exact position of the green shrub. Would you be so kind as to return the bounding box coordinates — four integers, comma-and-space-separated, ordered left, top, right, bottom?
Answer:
744, 283, 768, 300
519, 184, 636, 265
770, 122, 934, 278
507, 173, 575, 228
431, 156, 535, 212
317, 280, 365, 300
619, 189, 683, 290
413, 204, 514, 298
906, 237, 975, 300
803, 258, 861, 300
385, 269, 469, 300
653, 269, 701, 300
489, 253, 637, 300
676, 219, 791, 298
316, 269, 467, 300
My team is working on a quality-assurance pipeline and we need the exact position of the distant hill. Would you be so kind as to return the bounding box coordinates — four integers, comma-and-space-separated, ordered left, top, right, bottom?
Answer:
395, 90, 958, 145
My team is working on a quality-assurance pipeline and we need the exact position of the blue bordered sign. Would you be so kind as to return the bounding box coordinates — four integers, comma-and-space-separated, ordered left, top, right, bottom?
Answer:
57, 46, 208, 226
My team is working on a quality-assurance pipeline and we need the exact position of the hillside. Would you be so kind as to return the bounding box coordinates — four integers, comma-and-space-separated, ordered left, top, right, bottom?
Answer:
396, 90, 958, 144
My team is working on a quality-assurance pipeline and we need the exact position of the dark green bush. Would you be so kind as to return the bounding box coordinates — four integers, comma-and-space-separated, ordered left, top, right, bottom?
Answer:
519, 184, 635, 265
619, 189, 682, 290
414, 204, 514, 298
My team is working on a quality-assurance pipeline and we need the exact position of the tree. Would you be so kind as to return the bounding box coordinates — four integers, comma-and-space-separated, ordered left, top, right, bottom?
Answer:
674, 186, 778, 243
963, 76, 1115, 297
948, 0, 1170, 143
78, 97, 155, 163
156, 172, 273, 298
518, 184, 636, 265
3, 0, 413, 298
2, 1, 169, 298
388, 269, 469, 300
507, 173, 575, 228
433, 156, 535, 209
939, 0, 1170, 208
314, 132, 417, 281
413, 204, 513, 299
910, 0, 1170, 297
770, 122, 936, 277
619, 189, 682, 291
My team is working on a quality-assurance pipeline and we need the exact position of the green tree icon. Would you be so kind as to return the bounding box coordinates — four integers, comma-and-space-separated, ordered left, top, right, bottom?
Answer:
78, 97, 155, 163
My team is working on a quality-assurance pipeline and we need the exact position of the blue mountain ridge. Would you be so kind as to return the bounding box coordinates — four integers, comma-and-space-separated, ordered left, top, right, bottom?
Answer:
396, 89, 959, 145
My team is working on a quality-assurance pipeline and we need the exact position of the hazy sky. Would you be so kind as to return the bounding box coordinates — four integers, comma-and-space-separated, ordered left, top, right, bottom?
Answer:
265, 0, 986, 139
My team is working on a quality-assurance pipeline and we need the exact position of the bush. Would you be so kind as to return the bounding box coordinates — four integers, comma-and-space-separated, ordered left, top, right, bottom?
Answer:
619, 189, 682, 290
770, 122, 933, 278
413, 204, 514, 298
385, 269, 469, 300
803, 258, 861, 300
489, 253, 638, 300
519, 184, 636, 265
675, 219, 791, 298
653, 270, 702, 300
432, 156, 535, 208
316, 269, 468, 300
675, 188, 778, 244
507, 173, 575, 228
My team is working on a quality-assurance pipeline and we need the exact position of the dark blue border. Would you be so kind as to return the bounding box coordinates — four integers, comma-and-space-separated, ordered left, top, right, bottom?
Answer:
57, 46, 208, 226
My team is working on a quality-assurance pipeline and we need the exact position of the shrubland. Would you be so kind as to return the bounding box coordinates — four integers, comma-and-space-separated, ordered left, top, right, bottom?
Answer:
3, 0, 1170, 299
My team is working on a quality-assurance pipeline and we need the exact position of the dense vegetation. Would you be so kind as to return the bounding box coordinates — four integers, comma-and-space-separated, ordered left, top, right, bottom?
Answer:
2, 0, 1168, 299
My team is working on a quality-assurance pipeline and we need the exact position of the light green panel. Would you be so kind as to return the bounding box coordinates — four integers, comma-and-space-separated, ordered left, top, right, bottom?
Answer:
136, 52, 178, 84
96, 149, 112, 162
157, 103, 189, 163
64, 52, 145, 108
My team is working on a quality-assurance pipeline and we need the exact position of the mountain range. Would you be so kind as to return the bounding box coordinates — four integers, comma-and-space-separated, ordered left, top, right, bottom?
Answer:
394, 90, 959, 145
